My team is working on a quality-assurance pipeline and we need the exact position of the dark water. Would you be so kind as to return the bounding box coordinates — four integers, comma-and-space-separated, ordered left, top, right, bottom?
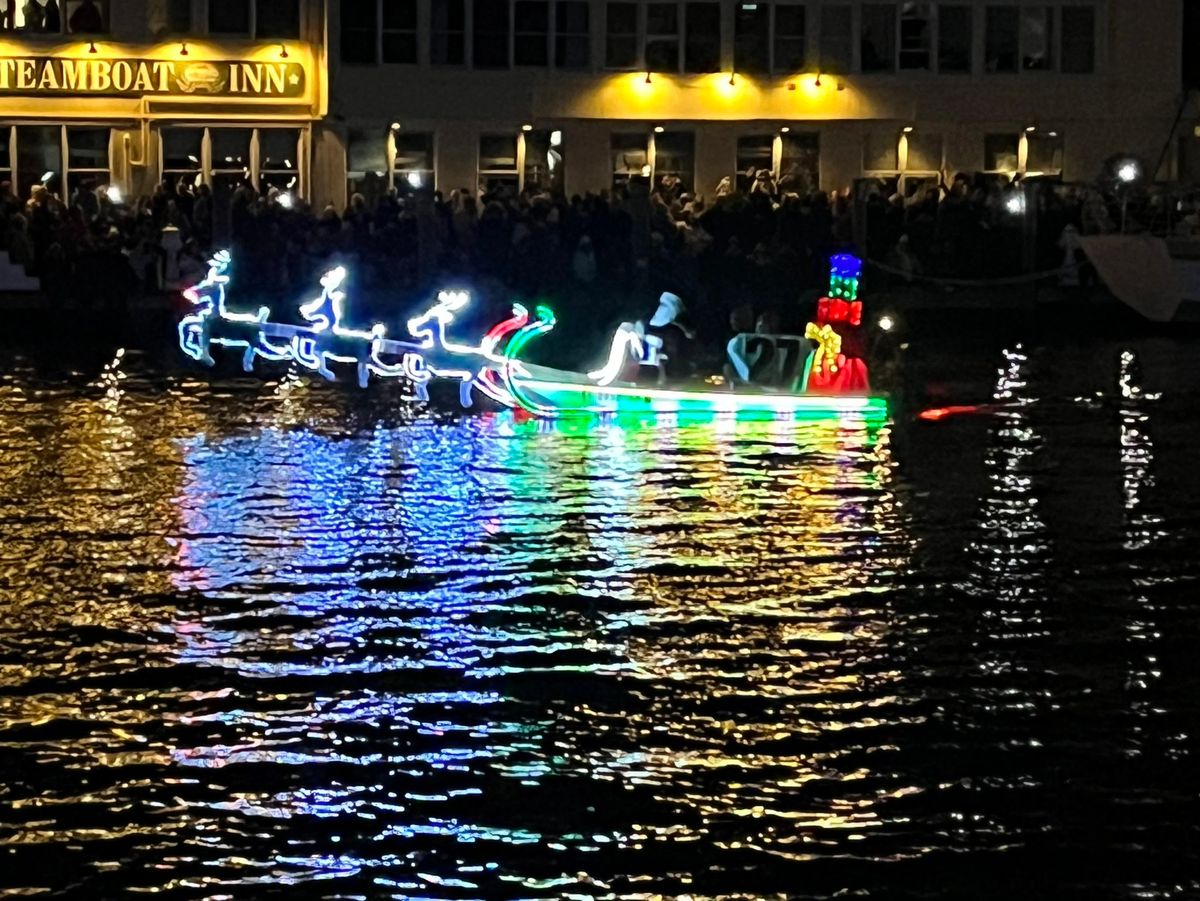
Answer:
2, 338, 1200, 899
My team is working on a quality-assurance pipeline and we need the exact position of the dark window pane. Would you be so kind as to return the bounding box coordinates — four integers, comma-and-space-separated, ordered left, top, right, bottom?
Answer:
383, 32, 418, 62
646, 2, 679, 70
67, 128, 108, 168
341, 0, 377, 63
606, 2, 638, 67
780, 132, 819, 191
347, 127, 388, 174
1027, 134, 1063, 172
162, 128, 203, 171
906, 132, 941, 170
937, 4, 971, 72
647, 3, 677, 34
985, 5, 1018, 73
646, 39, 678, 70
557, 0, 588, 32
819, 4, 851, 73
474, 0, 511, 67
899, 2, 930, 70
431, 0, 466, 64
860, 3, 895, 71
685, 3, 720, 72
653, 130, 694, 192
735, 2, 769, 74
774, 4, 806, 72
210, 129, 252, 169
984, 133, 1019, 171
1021, 6, 1053, 70
162, 0, 191, 34
257, 0, 300, 38
383, 0, 417, 29
737, 134, 773, 190
557, 3, 591, 69
209, 0, 250, 33
515, 0, 548, 65
1061, 7, 1094, 73
65, 0, 109, 33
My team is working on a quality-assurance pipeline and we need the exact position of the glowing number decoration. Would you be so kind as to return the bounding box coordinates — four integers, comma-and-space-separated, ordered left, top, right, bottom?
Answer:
177, 251, 520, 407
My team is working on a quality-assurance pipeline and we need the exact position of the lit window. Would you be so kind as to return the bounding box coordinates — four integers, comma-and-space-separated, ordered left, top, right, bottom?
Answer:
394, 132, 435, 191
737, 135, 774, 190
522, 129, 564, 192
1026, 133, 1064, 174
653, 130, 694, 192
479, 134, 519, 192
984, 133, 1020, 172
612, 133, 649, 187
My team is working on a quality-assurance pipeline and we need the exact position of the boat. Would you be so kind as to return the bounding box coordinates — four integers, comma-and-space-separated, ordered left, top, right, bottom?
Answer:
178, 251, 888, 422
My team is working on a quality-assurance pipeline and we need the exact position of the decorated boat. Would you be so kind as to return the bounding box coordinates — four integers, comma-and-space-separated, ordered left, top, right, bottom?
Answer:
178, 251, 887, 421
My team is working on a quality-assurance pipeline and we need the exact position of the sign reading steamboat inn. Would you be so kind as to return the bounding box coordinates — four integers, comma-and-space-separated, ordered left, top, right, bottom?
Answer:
0, 57, 306, 99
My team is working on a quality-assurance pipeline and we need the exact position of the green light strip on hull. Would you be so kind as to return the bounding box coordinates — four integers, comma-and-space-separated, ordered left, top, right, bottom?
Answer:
511, 378, 888, 419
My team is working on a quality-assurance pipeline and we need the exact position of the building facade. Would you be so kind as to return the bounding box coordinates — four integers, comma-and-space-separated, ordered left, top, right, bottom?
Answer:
325, 0, 1184, 206
0, 0, 327, 210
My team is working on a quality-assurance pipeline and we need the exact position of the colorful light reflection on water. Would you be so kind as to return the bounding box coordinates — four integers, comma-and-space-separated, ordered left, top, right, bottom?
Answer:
2, 344, 1200, 899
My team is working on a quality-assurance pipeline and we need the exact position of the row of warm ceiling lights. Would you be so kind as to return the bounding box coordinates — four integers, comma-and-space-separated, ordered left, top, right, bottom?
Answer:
643, 69, 845, 90
79, 41, 292, 57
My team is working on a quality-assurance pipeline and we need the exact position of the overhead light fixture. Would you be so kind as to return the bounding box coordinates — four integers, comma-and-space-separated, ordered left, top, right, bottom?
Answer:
644, 70, 652, 84
521, 123, 533, 132
1048, 130, 1059, 138
787, 81, 796, 91
837, 80, 845, 91
814, 72, 822, 87
653, 125, 664, 133
728, 71, 736, 86
88, 42, 97, 54
389, 121, 401, 131
179, 41, 189, 56
1025, 124, 1037, 133
279, 44, 289, 59
1117, 161, 1140, 184
902, 125, 914, 133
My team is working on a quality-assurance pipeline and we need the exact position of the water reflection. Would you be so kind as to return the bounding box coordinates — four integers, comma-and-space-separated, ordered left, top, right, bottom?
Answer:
1, 351, 1199, 898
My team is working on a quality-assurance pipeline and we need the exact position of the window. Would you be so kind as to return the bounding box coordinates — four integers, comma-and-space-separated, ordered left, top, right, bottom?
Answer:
16, 126, 60, 200
905, 131, 941, 171
860, 4, 895, 72
431, 0, 466, 64
383, 0, 418, 63
556, 1, 590, 67
480, 134, 519, 193
523, 129, 564, 192
685, 3, 720, 73
984, 133, 1019, 172
899, 2, 931, 69
735, 3, 769, 74
819, 4, 852, 74
1021, 6, 1053, 70
780, 132, 819, 192
65, 0, 109, 34
394, 132, 435, 191
211, 129, 251, 174
474, 0, 511, 67
341, 0, 378, 64
209, 0, 250, 33
864, 132, 898, 172
1060, 6, 1094, 73
515, 1, 550, 65
606, 2, 639, 68
257, 0, 301, 39
646, 3, 680, 71
347, 127, 389, 205
1026, 132, 1063, 173
937, 4, 971, 72
66, 127, 109, 198
0, 128, 11, 187
985, 5, 1018, 72
737, 135, 774, 190
161, 127, 203, 189
612, 132, 649, 186
653, 130, 694, 192
774, 4, 806, 72
155, 0, 192, 35
259, 129, 300, 192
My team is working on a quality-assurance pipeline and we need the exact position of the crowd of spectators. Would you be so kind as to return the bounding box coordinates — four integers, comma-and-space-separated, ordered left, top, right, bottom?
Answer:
0, 162, 1163, 344
0, 0, 105, 33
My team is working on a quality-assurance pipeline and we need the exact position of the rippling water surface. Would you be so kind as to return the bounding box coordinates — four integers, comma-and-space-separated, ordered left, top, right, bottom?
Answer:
2, 338, 1200, 899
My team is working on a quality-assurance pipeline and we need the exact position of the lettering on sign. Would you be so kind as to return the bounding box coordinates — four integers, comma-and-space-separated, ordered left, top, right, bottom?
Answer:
0, 57, 306, 98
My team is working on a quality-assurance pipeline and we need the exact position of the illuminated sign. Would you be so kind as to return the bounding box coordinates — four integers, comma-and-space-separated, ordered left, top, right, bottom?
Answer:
0, 56, 305, 98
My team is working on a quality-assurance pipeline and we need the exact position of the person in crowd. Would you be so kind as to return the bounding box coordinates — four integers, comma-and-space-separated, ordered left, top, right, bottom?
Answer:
42, 0, 59, 30
21, 0, 43, 30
